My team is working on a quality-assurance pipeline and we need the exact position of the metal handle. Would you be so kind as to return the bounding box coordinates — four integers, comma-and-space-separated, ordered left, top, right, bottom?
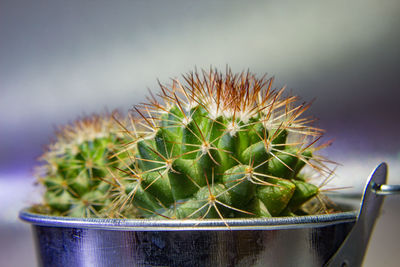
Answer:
327, 162, 388, 266
373, 184, 400, 195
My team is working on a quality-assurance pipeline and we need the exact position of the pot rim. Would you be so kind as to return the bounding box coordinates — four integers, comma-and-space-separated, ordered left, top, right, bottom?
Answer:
19, 208, 357, 231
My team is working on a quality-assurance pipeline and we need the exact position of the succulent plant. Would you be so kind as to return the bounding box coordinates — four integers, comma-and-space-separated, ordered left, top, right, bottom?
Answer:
35, 69, 334, 220
35, 112, 128, 217
106, 69, 334, 220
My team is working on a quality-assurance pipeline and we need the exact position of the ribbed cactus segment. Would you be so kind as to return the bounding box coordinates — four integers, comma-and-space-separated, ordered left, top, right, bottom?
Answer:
35, 113, 128, 217
108, 69, 334, 219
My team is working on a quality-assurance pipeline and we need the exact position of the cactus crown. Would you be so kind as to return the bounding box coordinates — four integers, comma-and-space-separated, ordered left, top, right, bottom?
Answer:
36, 69, 334, 220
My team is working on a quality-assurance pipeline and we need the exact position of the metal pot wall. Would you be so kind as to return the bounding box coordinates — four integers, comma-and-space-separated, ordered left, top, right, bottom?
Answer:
20, 163, 395, 267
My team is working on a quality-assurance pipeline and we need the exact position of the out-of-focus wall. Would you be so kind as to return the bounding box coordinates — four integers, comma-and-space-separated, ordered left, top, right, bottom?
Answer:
1, 0, 399, 183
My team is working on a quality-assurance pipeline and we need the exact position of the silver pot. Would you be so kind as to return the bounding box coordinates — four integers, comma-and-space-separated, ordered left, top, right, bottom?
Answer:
20, 163, 397, 267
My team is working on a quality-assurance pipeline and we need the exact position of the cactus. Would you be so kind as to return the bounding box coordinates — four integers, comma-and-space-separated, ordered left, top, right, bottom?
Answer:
35, 112, 128, 217
106, 69, 334, 220
35, 69, 335, 220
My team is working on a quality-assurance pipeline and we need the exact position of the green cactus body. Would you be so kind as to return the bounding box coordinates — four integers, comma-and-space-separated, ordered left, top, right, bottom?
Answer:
35, 113, 129, 217
109, 69, 332, 219
36, 69, 334, 220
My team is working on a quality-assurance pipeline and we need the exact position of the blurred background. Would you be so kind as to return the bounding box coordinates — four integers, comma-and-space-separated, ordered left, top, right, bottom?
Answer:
0, 0, 399, 266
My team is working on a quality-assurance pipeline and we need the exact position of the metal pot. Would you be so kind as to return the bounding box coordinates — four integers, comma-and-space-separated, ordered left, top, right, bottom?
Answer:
20, 163, 397, 267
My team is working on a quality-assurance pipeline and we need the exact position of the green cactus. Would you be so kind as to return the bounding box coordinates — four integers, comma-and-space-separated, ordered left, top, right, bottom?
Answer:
35, 69, 335, 220
105, 69, 333, 219
35, 112, 129, 217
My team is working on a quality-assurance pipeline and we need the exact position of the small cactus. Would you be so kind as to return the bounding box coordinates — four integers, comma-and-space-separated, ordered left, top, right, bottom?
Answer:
35, 112, 128, 217
106, 69, 334, 219
35, 69, 335, 220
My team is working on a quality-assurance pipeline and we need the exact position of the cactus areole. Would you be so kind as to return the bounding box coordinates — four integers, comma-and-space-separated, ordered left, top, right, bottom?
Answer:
35, 69, 335, 220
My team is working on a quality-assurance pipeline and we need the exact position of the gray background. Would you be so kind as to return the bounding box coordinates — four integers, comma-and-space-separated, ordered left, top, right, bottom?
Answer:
0, 0, 399, 266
